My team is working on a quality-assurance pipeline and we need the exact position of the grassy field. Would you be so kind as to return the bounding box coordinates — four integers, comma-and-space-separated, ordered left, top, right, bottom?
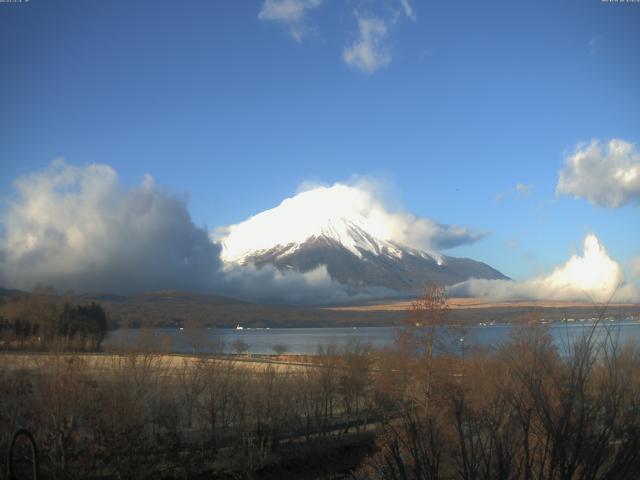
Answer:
0, 351, 318, 373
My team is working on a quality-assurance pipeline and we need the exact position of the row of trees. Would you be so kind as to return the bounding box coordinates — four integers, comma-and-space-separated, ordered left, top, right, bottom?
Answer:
355, 327, 640, 480
0, 293, 108, 351
354, 286, 640, 480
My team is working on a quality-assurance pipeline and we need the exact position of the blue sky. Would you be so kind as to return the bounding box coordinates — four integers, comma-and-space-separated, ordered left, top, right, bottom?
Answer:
1, 0, 639, 282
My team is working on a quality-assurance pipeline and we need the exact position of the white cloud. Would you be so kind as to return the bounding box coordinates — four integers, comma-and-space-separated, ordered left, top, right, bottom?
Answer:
399, 0, 416, 21
343, 15, 392, 73
258, 0, 322, 42
0, 159, 222, 293
219, 264, 397, 305
450, 234, 639, 303
557, 139, 640, 208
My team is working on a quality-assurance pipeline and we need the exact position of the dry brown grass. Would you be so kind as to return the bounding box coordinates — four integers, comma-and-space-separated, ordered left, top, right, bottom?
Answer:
326, 296, 640, 312
0, 352, 317, 373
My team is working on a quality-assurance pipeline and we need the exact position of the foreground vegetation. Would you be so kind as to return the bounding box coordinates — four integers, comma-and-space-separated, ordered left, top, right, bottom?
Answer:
0, 288, 108, 352
2, 327, 640, 478
2, 287, 640, 479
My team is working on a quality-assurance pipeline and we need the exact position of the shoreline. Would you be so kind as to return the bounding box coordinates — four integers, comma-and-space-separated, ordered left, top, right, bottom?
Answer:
326, 297, 640, 312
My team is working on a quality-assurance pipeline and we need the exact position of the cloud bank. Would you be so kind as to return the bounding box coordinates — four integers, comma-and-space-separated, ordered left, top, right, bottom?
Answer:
0, 160, 222, 293
219, 264, 397, 305
557, 139, 640, 208
342, 16, 392, 73
0, 161, 400, 304
450, 234, 639, 303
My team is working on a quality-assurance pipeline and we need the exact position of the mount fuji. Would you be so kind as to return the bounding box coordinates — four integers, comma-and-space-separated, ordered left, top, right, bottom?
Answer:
216, 184, 508, 296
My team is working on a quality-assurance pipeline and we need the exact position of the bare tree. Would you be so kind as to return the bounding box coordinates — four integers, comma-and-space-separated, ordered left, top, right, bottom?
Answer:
198, 358, 237, 454
176, 358, 206, 429
272, 342, 288, 356
339, 338, 373, 433
233, 338, 250, 355
397, 284, 449, 411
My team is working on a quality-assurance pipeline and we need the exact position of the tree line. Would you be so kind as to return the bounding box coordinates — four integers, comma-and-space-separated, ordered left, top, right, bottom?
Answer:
0, 291, 108, 351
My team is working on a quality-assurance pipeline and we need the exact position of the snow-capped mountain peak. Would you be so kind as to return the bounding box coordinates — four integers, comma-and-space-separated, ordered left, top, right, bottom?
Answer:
213, 183, 507, 294
216, 184, 439, 264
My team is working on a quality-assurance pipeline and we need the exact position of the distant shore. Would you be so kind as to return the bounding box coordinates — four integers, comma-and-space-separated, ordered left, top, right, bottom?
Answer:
327, 297, 640, 312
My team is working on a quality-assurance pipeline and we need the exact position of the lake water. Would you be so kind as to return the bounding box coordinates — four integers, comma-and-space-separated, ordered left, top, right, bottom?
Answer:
105, 319, 640, 355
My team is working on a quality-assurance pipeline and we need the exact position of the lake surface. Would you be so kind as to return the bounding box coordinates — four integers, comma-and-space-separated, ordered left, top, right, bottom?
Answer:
105, 319, 640, 355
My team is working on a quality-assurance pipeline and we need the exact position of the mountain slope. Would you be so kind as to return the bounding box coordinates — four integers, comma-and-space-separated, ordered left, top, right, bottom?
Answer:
246, 235, 507, 294
77, 290, 404, 327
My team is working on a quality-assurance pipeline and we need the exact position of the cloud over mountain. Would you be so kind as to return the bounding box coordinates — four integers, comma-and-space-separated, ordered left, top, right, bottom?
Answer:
557, 139, 640, 208
216, 181, 485, 264
0, 162, 406, 304
450, 234, 639, 303
213, 181, 502, 295
10, 162, 627, 305
218, 264, 397, 305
